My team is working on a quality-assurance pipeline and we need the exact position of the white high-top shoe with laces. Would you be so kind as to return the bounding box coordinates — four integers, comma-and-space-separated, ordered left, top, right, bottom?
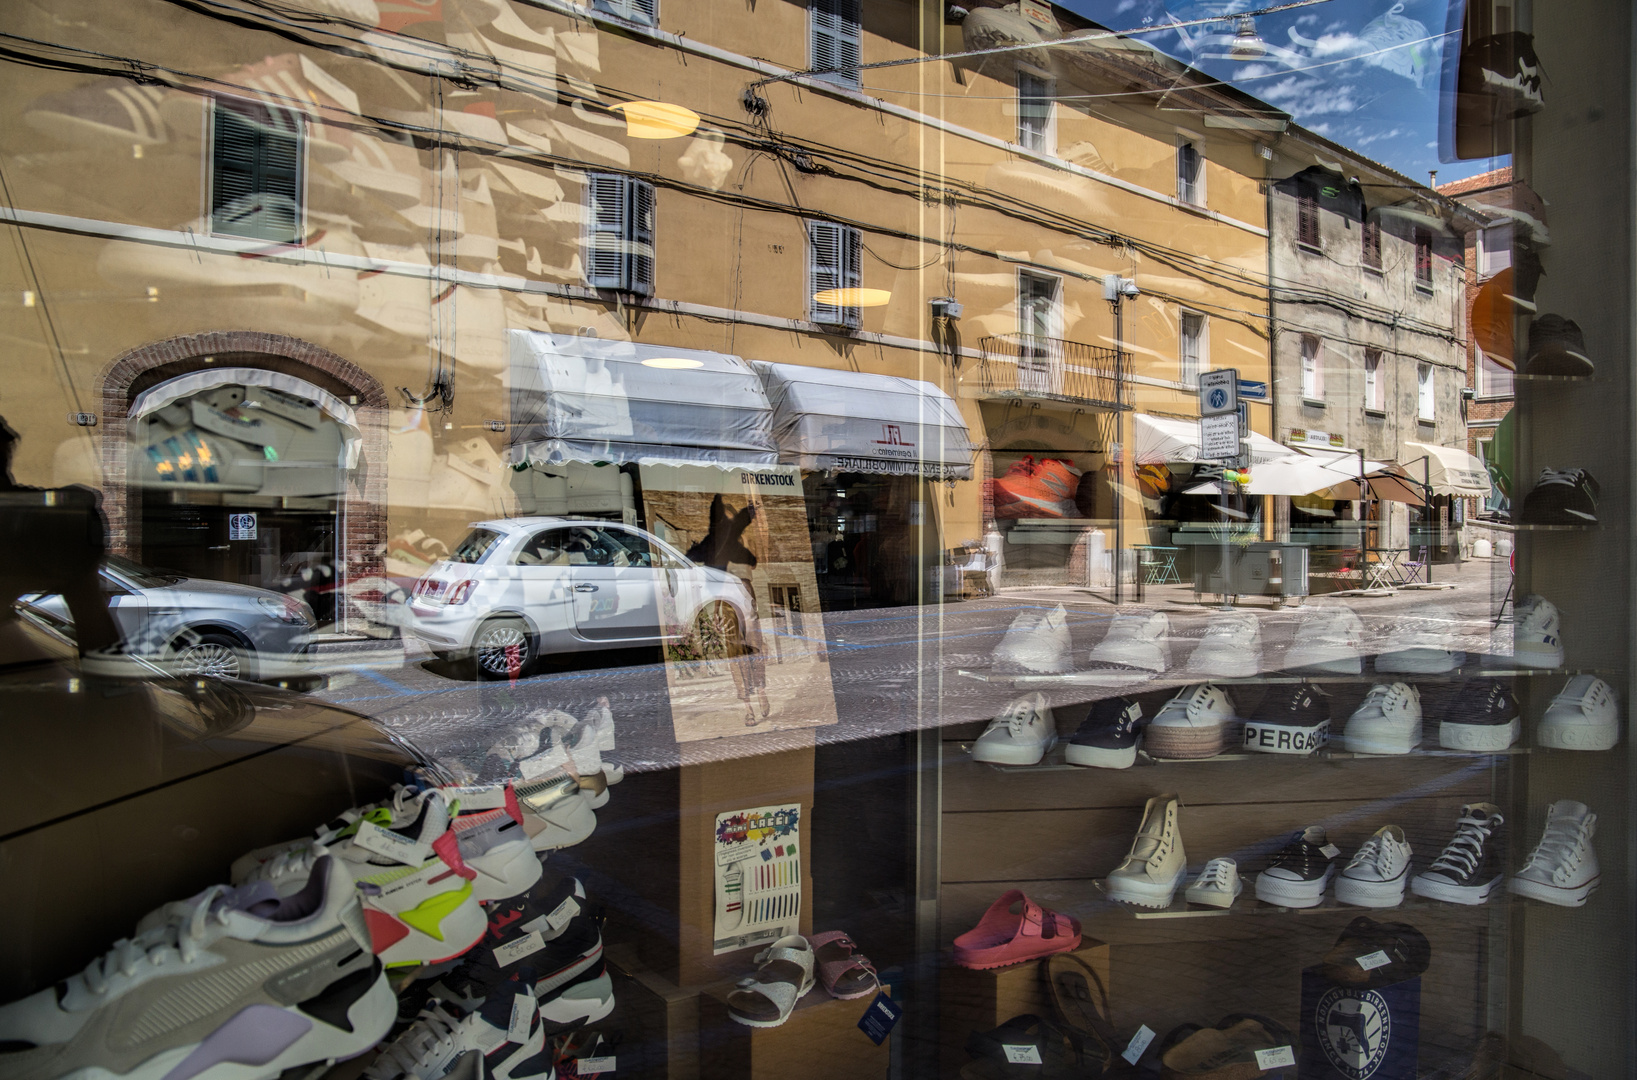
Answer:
1513, 594, 1564, 668
1511, 800, 1600, 906
1106, 794, 1186, 908
1184, 857, 1241, 908
1336, 825, 1413, 908
1536, 675, 1620, 750
1342, 683, 1423, 754
971, 693, 1057, 765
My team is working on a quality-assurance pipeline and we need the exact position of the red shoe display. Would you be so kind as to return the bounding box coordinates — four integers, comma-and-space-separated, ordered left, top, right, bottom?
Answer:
991, 456, 1082, 519
952, 889, 1082, 969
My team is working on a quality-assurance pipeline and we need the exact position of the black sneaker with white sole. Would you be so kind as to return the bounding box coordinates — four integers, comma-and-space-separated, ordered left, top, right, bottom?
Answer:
1440, 681, 1521, 751
1242, 684, 1330, 756
538, 961, 616, 1033
1520, 467, 1600, 525
1065, 697, 1144, 769
1255, 825, 1339, 908
1411, 803, 1506, 905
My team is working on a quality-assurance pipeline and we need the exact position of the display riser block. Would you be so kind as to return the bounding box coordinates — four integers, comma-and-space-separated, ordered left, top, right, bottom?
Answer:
698, 984, 890, 1080
607, 944, 702, 1080
939, 941, 1111, 1076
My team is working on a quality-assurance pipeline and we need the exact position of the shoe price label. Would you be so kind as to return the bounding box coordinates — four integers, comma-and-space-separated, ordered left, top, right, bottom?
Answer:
545, 896, 578, 933
350, 820, 429, 865
493, 930, 546, 967
1355, 949, 1392, 971
1121, 1024, 1156, 1065
1255, 1045, 1296, 1070
1002, 1045, 1044, 1065
578, 1056, 616, 1074
508, 993, 535, 1044
1320, 843, 1341, 859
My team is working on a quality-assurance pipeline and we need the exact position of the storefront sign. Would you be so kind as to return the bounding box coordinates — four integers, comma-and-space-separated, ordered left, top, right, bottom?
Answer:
1288, 428, 1348, 449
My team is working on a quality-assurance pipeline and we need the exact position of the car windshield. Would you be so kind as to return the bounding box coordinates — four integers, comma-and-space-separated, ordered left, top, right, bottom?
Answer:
447, 529, 503, 565
103, 553, 182, 589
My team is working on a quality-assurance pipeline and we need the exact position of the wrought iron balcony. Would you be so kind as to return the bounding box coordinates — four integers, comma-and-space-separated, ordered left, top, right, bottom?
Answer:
971, 334, 1129, 411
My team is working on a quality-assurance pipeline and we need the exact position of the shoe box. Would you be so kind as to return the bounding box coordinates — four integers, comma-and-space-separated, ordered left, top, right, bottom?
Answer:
1299, 967, 1422, 1080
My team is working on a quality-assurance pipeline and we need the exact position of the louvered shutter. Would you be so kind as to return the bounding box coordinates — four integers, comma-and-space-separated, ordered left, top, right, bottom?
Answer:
1297, 186, 1320, 248
627, 180, 656, 296
629, 0, 658, 24
585, 173, 629, 289
840, 224, 862, 328
808, 221, 861, 328
212, 99, 301, 242
811, 0, 862, 86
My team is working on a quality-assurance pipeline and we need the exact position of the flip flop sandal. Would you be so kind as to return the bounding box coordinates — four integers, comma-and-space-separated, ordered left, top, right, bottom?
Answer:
1044, 953, 1117, 1069
726, 934, 815, 1027
809, 931, 880, 1000
962, 1014, 1081, 1079
952, 890, 1082, 970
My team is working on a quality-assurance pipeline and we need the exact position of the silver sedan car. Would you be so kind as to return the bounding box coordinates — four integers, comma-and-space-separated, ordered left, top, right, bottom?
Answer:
406, 518, 757, 678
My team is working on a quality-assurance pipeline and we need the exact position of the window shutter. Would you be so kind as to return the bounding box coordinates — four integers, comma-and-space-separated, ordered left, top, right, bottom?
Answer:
1297, 186, 1319, 248
211, 99, 301, 242
1362, 219, 1382, 268
627, 180, 656, 296
630, 0, 658, 23
811, 0, 862, 86
808, 220, 861, 328
1415, 229, 1433, 283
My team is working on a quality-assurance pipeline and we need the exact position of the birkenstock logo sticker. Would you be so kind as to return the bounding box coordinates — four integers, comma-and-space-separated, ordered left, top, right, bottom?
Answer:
857, 992, 902, 1045
1316, 987, 1392, 1079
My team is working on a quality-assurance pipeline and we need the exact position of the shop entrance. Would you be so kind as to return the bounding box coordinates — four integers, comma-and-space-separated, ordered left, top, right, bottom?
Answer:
806, 472, 939, 610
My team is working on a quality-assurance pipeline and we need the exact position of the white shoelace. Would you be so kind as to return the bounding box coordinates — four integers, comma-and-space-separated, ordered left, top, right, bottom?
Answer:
1360, 684, 1413, 714
367, 1003, 466, 1080
1430, 813, 1498, 877
1551, 680, 1612, 715
1348, 834, 1400, 873
1523, 813, 1595, 881
1536, 468, 1584, 488
80, 886, 233, 995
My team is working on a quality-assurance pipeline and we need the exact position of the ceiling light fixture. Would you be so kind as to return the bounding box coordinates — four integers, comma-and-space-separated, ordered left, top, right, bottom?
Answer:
641, 356, 705, 369
812, 287, 892, 307
612, 101, 701, 140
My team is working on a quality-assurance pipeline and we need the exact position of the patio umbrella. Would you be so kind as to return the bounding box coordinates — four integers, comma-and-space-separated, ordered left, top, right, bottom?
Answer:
1240, 454, 1371, 496
1314, 469, 1428, 505
1131, 414, 1287, 465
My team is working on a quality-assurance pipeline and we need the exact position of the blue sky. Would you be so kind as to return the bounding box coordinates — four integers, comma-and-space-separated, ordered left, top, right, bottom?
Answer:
1059, 0, 1506, 185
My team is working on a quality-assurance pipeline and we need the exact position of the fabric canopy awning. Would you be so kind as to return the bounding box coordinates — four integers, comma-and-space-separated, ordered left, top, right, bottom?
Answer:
1401, 441, 1494, 497
507, 332, 778, 467
752, 362, 975, 479
1132, 414, 1286, 465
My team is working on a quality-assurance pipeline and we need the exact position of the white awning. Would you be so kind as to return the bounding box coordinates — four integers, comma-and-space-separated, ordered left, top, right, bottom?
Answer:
507, 332, 778, 468
1401, 441, 1493, 497
752, 362, 975, 480
1132, 414, 1286, 465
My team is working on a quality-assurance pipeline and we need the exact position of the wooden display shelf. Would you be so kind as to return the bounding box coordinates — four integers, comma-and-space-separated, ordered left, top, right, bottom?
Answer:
939, 941, 1110, 1076
697, 983, 890, 1080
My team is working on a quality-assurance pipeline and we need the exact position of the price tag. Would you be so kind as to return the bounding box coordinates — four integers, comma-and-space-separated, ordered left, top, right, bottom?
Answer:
351, 820, 428, 865
545, 896, 578, 933
1320, 843, 1341, 859
858, 992, 902, 1045
1255, 1045, 1296, 1070
493, 931, 546, 967
508, 994, 535, 1043
579, 1056, 616, 1074
1002, 1045, 1043, 1065
1122, 1025, 1156, 1065
1356, 949, 1392, 971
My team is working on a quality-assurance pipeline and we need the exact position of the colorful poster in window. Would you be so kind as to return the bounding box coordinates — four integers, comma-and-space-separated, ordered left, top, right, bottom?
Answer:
713, 803, 803, 955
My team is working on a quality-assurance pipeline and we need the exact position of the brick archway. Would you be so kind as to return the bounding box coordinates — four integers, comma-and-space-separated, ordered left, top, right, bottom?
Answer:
101, 332, 389, 628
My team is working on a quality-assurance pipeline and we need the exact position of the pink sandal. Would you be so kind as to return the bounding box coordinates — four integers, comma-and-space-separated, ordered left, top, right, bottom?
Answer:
809, 931, 880, 1000
952, 889, 1082, 970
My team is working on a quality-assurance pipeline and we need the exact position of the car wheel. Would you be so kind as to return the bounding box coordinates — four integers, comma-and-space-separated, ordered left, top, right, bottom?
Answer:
472, 618, 535, 680
173, 632, 251, 680
692, 601, 744, 661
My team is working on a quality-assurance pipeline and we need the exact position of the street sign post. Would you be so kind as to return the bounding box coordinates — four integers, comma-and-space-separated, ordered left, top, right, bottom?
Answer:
1200, 414, 1240, 459
1199, 369, 1238, 417
1198, 368, 1242, 612
1237, 379, 1269, 401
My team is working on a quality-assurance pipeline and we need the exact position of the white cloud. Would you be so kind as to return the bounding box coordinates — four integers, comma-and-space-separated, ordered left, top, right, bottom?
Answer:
1296, 13, 1320, 26
1235, 63, 1274, 80
1355, 127, 1407, 146
1310, 32, 1369, 57
1257, 77, 1361, 116
1115, 0, 1137, 11
1308, 122, 1335, 137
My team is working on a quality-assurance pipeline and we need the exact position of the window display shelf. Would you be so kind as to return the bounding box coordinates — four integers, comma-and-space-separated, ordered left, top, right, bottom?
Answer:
957, 745, 1528, 773
958, 664, 1610, 690
1512, 371, 1594, 382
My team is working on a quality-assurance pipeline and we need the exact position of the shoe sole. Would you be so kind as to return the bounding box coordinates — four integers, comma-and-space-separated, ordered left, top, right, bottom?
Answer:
376, 891, 489, 968
1285, 651, 1362, 675
1146, 722, 1230, 759
1410, 873, 1500, 905
1376, 651, 1463, 673
521, 796, 599, 852
1440, 717, 1520, 751
1184, 882, 1242, 908
1513, 644, 1564, 668
953, 936, 1083, 970
973, 735, 1056, 766
1089, 646, 1167, 672
1335, 871, 1409, 908
1510, 873, 1600, 907
1106, 866, 1185, 908
540, 971, 617, 1030
728, 980, 813, 1028
469, 839, 545, 903
1242, 720, 1329, 755
1187, 651, 1261, 679
1065, 742, 1137, 769
1342, 722, 1421, 755
1255, 869, 1333, 908
1536, 720, 1619, 750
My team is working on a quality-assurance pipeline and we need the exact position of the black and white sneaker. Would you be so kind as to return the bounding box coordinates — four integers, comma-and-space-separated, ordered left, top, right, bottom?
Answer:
1520, 467, 1600, 525
1065, 697, 1144, 769
1411, 803, 1506, 905
1440, 681, 1521, 751
1255, 825, 1339, 907
1242, 683, 1330, 755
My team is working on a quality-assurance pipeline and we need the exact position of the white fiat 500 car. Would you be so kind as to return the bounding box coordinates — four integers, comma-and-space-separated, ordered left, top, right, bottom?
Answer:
407, 517, 756, 677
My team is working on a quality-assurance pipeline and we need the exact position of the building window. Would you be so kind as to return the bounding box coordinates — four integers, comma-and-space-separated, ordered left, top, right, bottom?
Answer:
1361, 219, 1382, 270
1300, 335, 1323, 401
1418, 362, 1435, 419
1179, 310, 1207, 385
584, 173, 656, 295
210, 98, 302, 242
1364, 348, 1383, 411
1479, 222, 1514, 277
808, 220, 862, 327
591, 0, 657, 25
1017, 70, 1053, 154
1479, 352, 1515, 398
1017, 270, 1062, 392
1415, 229, 1433, 288
1177, 140, 1204, 206
810, 0, 862, 87
1296, 186, 1319, 249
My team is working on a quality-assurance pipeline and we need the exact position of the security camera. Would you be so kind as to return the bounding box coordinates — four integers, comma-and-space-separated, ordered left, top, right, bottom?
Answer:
1103, 275, 1140, 301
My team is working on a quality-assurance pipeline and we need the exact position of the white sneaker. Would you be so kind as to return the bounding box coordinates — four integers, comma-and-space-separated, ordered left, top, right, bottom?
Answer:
1146, 684, 1238, 760
993, 605, 1072, 674
1335, 825, 1413, 908
971, 693, 1056, 765
1184, 857, 1241, 908
1342, 683, 1422, 754
1376, 608, 1466, 673
1284, 605, 1365, 674
1089, 610, 1170, 672
1511, 800, 1600, 906
366, 972, 550, 1080
1536, 675, 1620, 750
515, 773, 600, 851
1514, 595, 1564, 668
1187, 612, 1262, 678
1106, 793, 1186, 908
583, 696, 616, 751
1440, 681, 1521, 751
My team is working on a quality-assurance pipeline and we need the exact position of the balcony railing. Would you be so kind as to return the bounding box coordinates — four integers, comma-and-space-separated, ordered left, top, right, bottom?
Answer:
973, 334, 1129, 411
